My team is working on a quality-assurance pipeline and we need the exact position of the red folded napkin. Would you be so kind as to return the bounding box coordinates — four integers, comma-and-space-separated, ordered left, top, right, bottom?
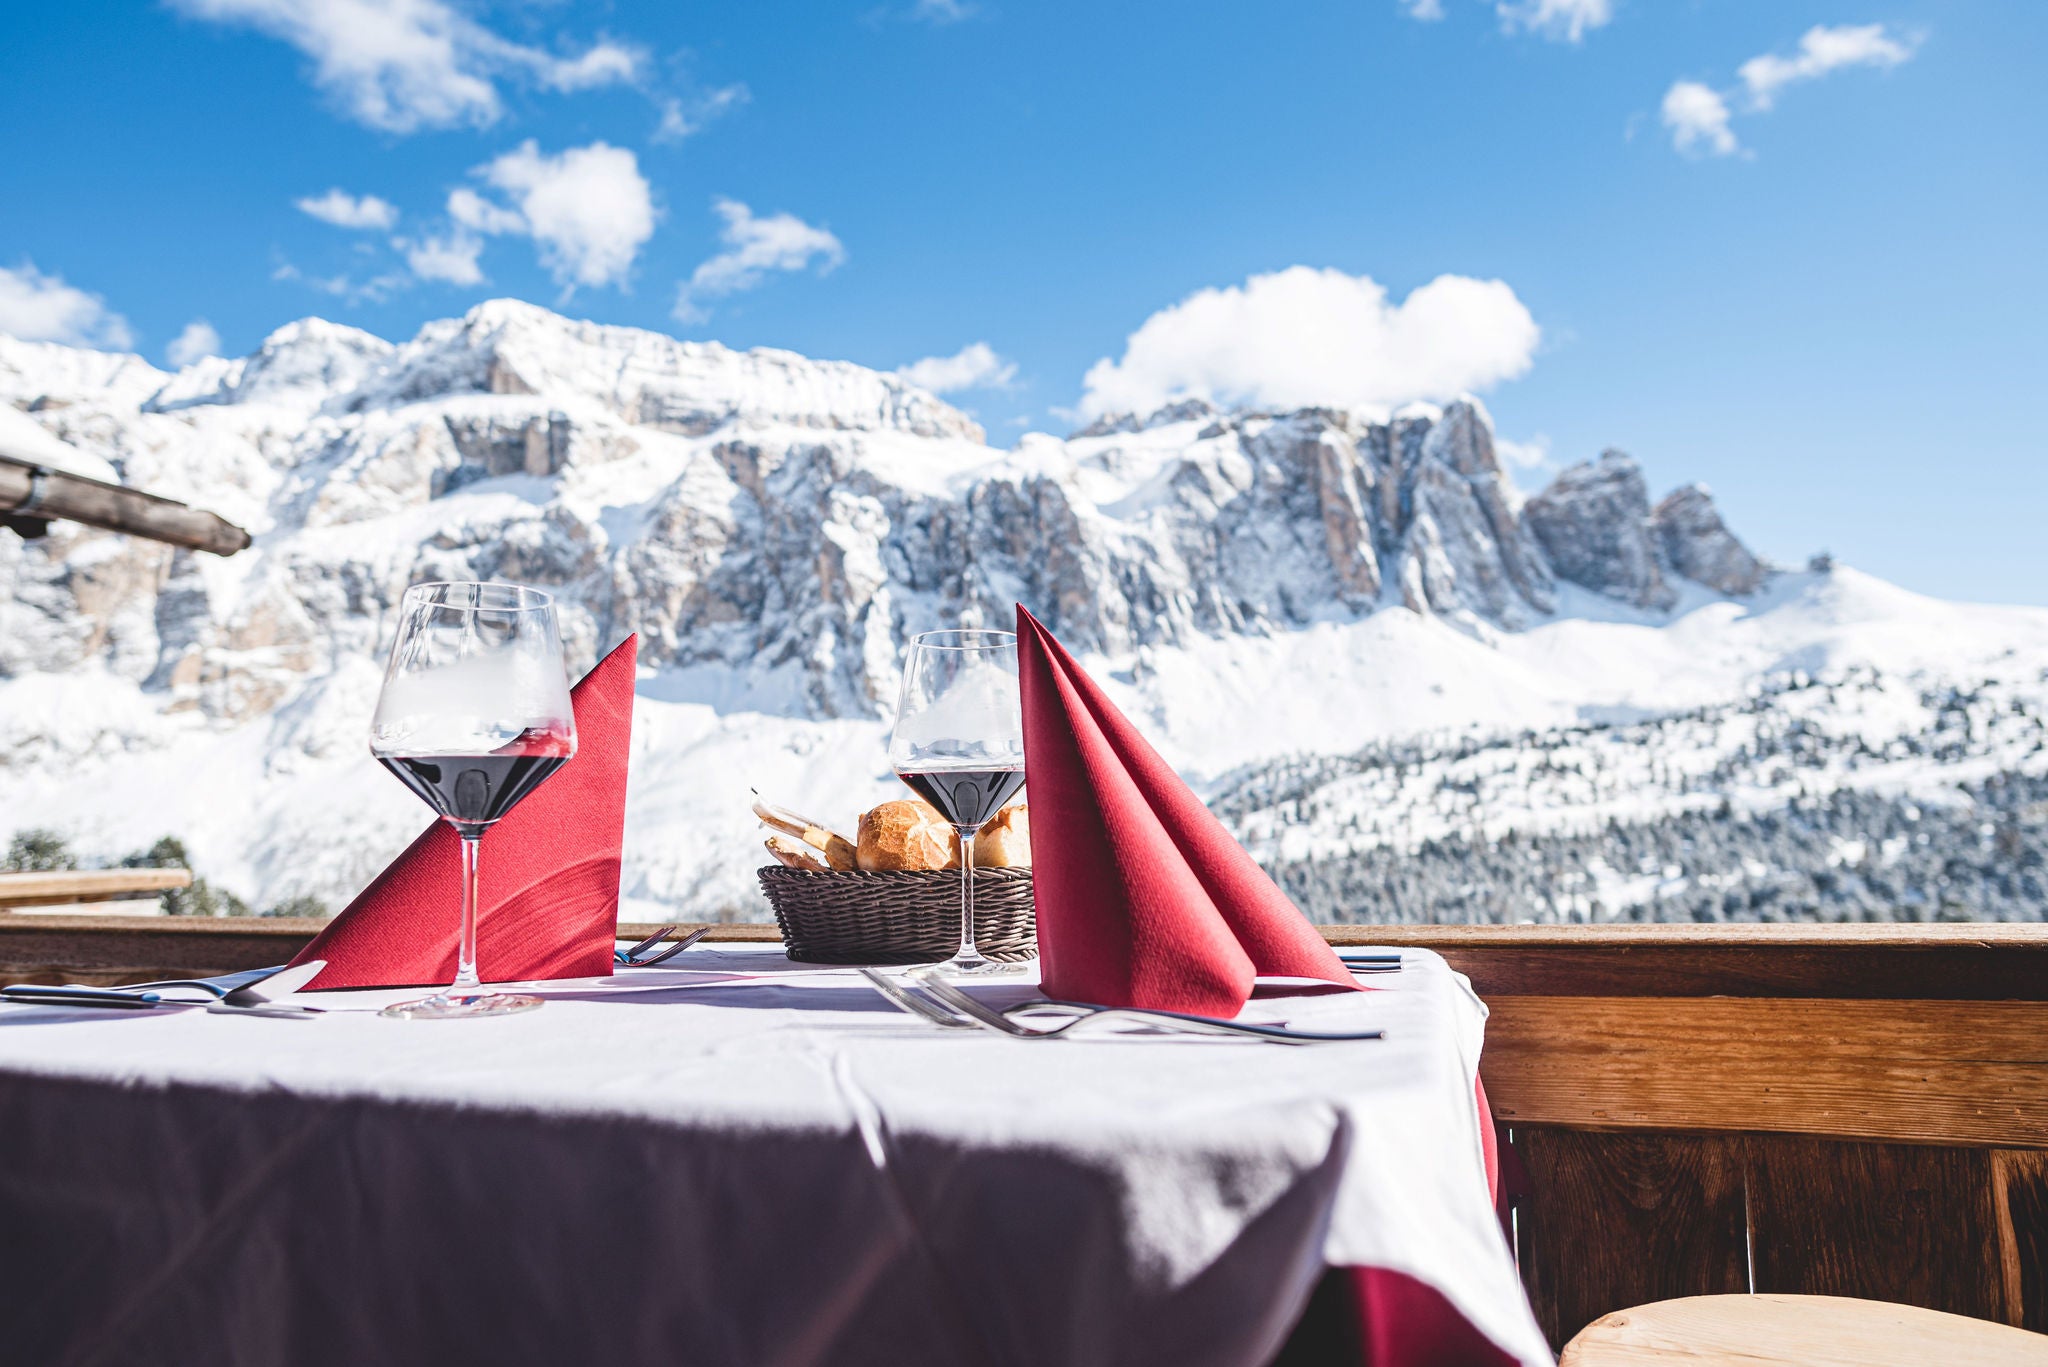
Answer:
1016, 606, 1356, 1016
293, 635, 638, 991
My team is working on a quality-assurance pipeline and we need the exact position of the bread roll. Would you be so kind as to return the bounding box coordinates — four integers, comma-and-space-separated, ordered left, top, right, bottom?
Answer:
974, 804, 1030, 868
765, 833, 830, 872
857, 800, 960, 872
752, 796, 858, 870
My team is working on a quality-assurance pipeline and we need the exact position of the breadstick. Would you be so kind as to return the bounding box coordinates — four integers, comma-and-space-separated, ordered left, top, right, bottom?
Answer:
751, 794, 858, 870
764, 834, 830, 872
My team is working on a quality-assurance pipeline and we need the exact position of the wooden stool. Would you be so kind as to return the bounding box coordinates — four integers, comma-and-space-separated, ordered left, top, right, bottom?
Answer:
1560, 1294, 2048, 1366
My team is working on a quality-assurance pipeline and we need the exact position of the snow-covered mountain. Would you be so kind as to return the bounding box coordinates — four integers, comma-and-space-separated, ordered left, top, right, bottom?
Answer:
4, 300, 2045, 921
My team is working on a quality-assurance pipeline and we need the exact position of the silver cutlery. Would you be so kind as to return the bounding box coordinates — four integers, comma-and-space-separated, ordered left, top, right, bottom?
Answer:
615, 927, 707, 968
874, 972, 1384, 1044
0, 961, 330, 1017
203, 960, 328, 1018
0, 984, 164, 1010
616, 927, 675, 964
857, 968, 978, 1028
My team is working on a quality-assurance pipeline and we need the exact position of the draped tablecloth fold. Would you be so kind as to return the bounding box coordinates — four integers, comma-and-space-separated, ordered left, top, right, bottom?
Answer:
0, 945, 1550, 1367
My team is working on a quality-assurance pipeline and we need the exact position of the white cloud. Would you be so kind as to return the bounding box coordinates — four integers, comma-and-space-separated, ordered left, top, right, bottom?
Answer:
1662, 80, 1739, 157
1661, 23, 1920, 160
674, 199, 845, 323
1399, 0, 1446, 18
0, 262, 135, 349
538, 40, 641, 92
447, 186, 524, 235
474, 141, 655, 290
895, 342, 1017, 394
911, 0, 974, 22
295, 187, 398, 229
166, 319, 222, 367
273, 260, 408, 301
1495, 0, 1611, 42
169, 0, 641, 133
400, 231, 485, 286
1738, 24, 1919, 110
1077, 266, 1540, 420
654, 83, 749, 143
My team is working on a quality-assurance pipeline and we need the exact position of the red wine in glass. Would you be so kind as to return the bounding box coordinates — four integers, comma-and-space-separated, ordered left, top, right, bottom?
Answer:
887, 629, 1026, 976
369, 584, 577, 1020
380, 730, 575, 833
897, 767, 1026, 832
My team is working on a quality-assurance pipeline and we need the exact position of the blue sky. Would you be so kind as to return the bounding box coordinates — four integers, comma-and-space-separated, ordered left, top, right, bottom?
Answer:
3, 0, 2043, 602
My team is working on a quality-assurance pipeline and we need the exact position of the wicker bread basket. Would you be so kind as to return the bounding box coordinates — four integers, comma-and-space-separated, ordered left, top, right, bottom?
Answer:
756, 865, 1037, 965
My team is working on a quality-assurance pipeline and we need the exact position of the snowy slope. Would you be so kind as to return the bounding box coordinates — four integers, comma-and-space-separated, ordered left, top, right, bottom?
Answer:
3, 301, 2045, 921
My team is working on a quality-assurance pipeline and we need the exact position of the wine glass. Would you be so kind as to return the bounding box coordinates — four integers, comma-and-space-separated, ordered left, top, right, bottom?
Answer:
889, 629, 1026, 977
368, 582, 577, 1019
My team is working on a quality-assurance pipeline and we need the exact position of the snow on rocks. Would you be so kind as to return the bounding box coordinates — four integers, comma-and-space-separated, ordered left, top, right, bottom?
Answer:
2, 300, 2037, 918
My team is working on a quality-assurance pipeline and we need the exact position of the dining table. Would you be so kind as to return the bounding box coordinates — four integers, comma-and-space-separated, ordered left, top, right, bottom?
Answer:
0, 942, 1552, 1367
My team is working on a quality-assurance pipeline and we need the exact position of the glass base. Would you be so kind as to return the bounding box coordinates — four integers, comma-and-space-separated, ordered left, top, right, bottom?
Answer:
923, 951, 1029, 979
380, 990, 544, 1020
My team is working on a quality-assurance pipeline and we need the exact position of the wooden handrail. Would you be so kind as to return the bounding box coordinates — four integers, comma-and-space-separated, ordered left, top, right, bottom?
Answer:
0, 915, 2040, 993
0, 869, 192, 909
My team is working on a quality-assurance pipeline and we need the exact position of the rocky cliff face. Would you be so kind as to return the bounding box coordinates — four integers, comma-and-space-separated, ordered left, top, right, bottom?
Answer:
0, 300, 1769, 734
1654, 484, 1768, 596
0, 300, 1810, 912
1521, 449, 1773, 611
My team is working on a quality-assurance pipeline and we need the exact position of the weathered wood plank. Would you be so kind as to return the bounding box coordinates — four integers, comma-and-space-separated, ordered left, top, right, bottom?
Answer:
1516, 1129, 1750, 1349
1482, 997, 2048, 1146
1997, 1150, 2048, 1332
1318, 923, 2048, 1001
1559, 1293, 2048, 1366
1746, 1137, 2007, 1322
0, 869, 191, 909
7, 917, 2045, 999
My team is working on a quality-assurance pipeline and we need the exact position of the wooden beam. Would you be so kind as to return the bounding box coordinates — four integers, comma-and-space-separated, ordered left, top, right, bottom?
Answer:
1483, 997, 2048, 1147
0, 869, 192, 909
3, 915, 2044, 999
0, 453, 250, 556
1317, 923, 2048, 1002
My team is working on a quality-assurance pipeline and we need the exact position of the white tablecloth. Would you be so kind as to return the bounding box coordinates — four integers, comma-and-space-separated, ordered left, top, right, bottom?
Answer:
0, 946, 1550, 1367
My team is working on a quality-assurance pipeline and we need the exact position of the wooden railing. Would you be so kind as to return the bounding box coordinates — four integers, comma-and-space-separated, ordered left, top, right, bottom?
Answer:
0, 869, 192, 911
1, 915, 2042, 1350
1362, 924, 2048, 1350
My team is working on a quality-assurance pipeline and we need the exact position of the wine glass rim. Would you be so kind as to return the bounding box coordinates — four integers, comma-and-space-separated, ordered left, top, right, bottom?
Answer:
401, 580, 556, 613
908, 628, 1017, 650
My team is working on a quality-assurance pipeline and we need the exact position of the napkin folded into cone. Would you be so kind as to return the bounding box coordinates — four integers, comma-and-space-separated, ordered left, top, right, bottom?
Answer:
292, 635, 638, 991
1016, 605, 1356, 1016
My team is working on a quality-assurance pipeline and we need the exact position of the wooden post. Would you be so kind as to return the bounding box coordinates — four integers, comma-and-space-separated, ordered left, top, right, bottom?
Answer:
0, 453, 250, 556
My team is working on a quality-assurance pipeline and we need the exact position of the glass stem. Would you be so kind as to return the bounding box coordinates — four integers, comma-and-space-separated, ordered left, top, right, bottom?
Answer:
957, 828, 979, 960
453, 831, 483, 995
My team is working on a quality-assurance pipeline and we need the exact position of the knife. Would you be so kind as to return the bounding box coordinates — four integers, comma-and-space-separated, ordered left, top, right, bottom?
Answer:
0, 985, 164, 1010
206, 960, 328, 1017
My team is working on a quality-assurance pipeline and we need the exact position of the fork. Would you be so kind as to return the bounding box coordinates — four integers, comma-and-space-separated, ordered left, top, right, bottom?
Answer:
906, 975, 1386, 1045
2, 961, 329, 1017
857, 968, 978, 1029
615, 927, 707, 967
